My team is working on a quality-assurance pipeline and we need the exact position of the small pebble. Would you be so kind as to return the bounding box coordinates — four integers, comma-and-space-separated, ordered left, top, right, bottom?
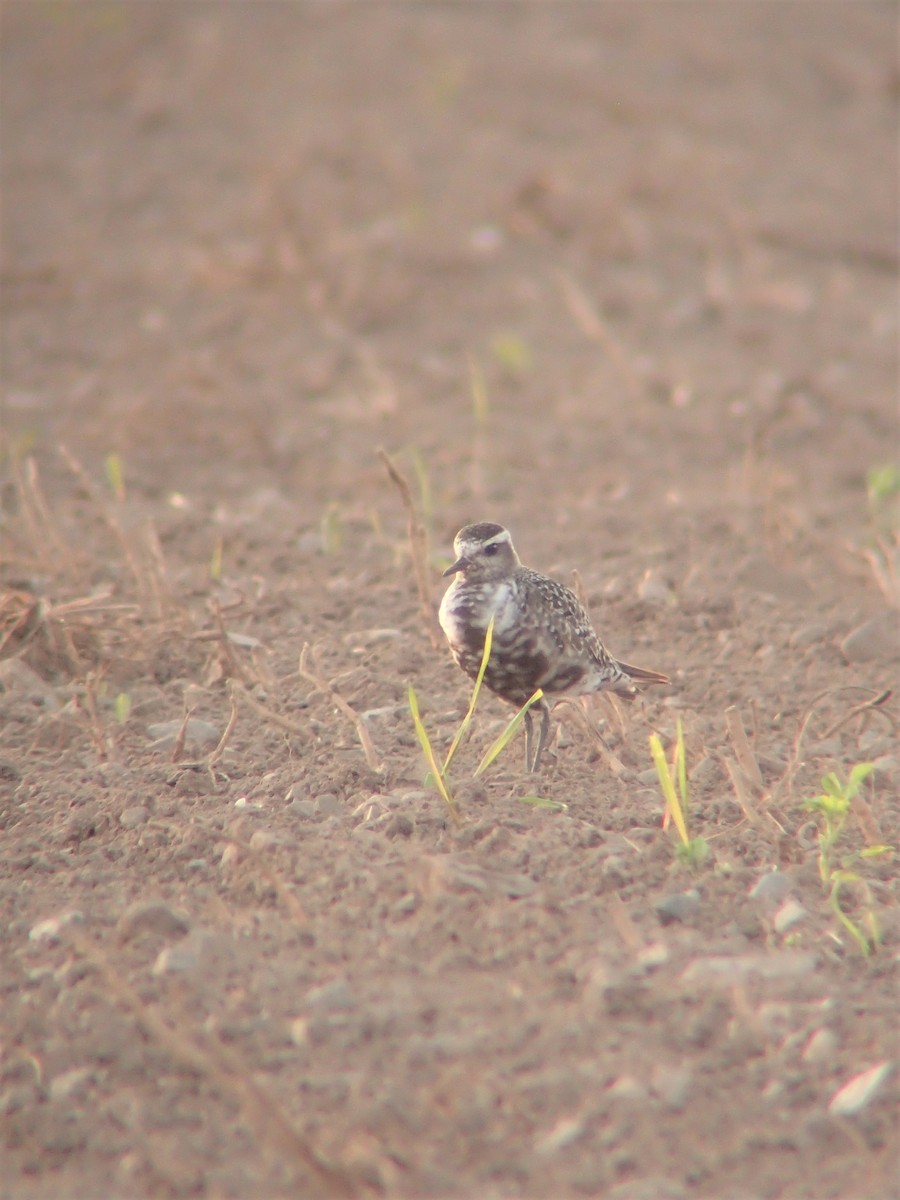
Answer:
681, 951, 818, 985
651, 1066, 692, 1111
152, 931, 218, 976
688, 756, 719, 788
637, 571, 675, 607
287, 799, 317, 819
315, 793, 342, 817
828, 1061, 893, 1116
749, 870, 793, 906
29, 910, 84, 943
118, 901, 190, 942
146, 718, 221, 749
119, 806, 149, 830
802, 1028, 838, 1064
840, 613, 898, 664
655, 890, 701, 925
636, 942, 669, 970
607, 1074, 647, 1102
774, 899, 809, 934
49, 1067, 94, 1103
305, 978, 356, 1012
534, 1115, 585, 1155
248, 830, 281, 851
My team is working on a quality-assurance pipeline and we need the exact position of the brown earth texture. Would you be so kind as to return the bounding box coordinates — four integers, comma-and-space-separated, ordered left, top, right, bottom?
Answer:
1, 4, 899, 1199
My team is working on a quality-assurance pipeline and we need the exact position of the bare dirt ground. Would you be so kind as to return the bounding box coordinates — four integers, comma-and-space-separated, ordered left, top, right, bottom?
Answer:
2, 4, 898, 1198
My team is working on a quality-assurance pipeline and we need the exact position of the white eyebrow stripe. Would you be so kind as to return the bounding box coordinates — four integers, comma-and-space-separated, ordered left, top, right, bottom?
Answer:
482, 530, 511, 547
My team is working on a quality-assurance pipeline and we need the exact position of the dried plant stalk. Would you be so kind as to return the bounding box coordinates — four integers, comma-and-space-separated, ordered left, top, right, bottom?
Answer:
299, 643, 383, 773
378, 447, 438, 643
69, 933, 357, 1196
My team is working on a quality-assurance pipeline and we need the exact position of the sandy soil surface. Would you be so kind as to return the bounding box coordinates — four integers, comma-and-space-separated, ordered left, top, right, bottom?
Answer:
2, 4, 898, 1197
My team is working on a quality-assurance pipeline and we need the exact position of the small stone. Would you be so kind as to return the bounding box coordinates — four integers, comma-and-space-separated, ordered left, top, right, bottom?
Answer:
807, 738, 843, 758
248, 830, 281, 851
287, 799, 317, 819
315, 793, 342, 817
607, 1074, 647, 1102
385, 813, 414, 839
774, 899, 809, 934
305, 978, 356, 1011
637, 571, 675, 607
29, 910, 84, 943
840, 613, 898, 664
688, 756, 719, 788
828, 1061, 893, 1116
234, 797, 263, 811
749, 870, 793, 906
534, 1115, 585, 1155
871, 754, 900, 777
220, 844, 240, 869
790, 622, 830, 650
651, 1066, 692, 1111
802, 1028, 838, 1064
636, 942, 669, 970
146, 718, 221, 750
49, 1067, 94, 1102
118, 901, 190, 942
119, 806, 149, 830
152, 931, 218, 976
681, 951, 818, 985
654, 890, 701, 925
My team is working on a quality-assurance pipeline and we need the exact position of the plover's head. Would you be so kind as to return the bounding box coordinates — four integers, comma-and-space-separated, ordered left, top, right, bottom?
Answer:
443, 522, 520, 583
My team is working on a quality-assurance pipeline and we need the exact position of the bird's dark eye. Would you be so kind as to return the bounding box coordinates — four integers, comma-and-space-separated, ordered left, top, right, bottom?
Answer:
483, 543, 499, 557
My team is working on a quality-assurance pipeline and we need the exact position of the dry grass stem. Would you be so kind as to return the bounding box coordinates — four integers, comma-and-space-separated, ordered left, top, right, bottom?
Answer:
13, 455, 69, 570
554, 697, 627, 775
607, 892, 643, 954
774, 686, 896, 804
69, 933, 357, 1196
378, 447, 437, 644
723, 757, 768, 830
207, 693, 239, 774
556, 269, 642, 403
724, 706, 764, 792
228, 680, 312, 742
820, 689, 895, 740
299, 643, 384, 773
570, 568, 588, 609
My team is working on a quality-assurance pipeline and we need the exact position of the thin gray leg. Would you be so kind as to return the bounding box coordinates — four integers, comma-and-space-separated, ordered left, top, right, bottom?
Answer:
530, 700, 552, 772
524, 709, 535, 772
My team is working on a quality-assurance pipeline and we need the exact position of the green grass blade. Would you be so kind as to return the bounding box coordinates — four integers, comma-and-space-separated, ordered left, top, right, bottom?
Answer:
408, 685, 460, 824
518, 795, 568, 812
443, 616, 494, 775
474, 689, 543, 777
675, 718, 688, 810
650, 732, 689, 846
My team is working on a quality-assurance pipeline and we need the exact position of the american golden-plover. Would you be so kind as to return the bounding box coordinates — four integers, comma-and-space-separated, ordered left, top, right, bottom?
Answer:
438, 522, 670, 770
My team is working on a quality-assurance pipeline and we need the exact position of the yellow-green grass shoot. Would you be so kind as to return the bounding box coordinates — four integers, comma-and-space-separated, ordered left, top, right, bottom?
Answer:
475, 688, 544, 777
490, 332, 532, 377
209, 534, 225, 582
803, 762, 891, 955
468, 352, 489, 427
320, 503, 344, 555
649, 720, 709, 868
114, 693, 132, 723
104, 453, 127, 501
408, 684, 460, 826
442, 616, 495, 775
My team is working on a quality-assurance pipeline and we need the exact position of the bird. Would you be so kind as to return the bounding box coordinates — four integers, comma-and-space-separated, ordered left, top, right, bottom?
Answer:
438, 522, 670, 771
